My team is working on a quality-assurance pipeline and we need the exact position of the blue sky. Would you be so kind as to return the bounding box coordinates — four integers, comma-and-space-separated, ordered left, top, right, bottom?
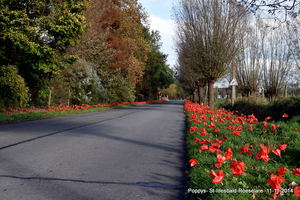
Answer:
138, 0, 176, 70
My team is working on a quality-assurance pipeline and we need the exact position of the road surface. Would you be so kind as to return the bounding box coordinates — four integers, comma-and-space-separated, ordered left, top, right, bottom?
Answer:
0, 100, 188, 200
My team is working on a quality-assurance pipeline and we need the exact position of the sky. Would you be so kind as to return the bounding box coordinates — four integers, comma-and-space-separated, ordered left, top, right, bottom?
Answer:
138, 0, 177, 70
137, 0, 228, 87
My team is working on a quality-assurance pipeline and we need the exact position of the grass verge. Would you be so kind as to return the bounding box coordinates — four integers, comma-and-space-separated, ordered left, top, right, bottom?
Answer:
184, 100, 300, 200
0, 100, 166, 124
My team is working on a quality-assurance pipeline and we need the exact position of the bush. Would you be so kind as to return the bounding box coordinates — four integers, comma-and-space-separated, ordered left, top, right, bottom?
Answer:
0, 65, 30, 108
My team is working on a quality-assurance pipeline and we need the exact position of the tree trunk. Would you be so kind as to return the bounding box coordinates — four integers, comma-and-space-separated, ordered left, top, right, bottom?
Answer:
208, 80, 215, 107
198, 85, 204, 105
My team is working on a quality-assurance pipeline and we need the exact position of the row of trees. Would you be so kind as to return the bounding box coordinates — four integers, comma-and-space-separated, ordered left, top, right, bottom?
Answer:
0, 0, 174, 108
173, 0, 300, 107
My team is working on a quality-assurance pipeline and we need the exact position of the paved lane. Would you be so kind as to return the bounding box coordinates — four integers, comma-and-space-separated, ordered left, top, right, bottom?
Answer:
0, 101, 188, 200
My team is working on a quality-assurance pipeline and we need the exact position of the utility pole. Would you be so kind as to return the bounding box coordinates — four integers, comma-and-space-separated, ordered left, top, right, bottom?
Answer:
231, 14, 236, 108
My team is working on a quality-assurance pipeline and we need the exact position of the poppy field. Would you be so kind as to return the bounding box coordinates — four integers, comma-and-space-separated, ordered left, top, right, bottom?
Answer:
0, 100, 165, 124
184, 100, 300, 200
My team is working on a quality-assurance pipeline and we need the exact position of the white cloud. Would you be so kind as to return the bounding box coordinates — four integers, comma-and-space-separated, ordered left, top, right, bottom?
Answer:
148, 14, 176, 69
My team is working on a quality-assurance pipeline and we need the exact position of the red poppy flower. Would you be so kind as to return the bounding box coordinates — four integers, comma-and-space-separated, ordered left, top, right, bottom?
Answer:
247, 126, 252, 131
194, 138, 200, 143
216, 149, 222, 155
190, 126, 199, 133
204, 120, 207, 126
267, 171, 285, 200
213, 127, 220, 133
294, 186, 300, 197
201, 128, 208, 136
209, 170, 225, 184
264, 128, 268, 133
224, 147, 233, 160
292, 168, 300, 176
214, 138, 220, 143
265, 116, 272, 121
208, 143, 221, 152
227, 125, 235, 130
246, 150, 253, 156
236, 125, 242, 131
255, 143, 270, 162
200, 139, 212, 145
272, 149, 281, 157
189, 158, 199, 167
240, 145, 249, 153
283, 113, 288, 118
262, 121, 268, 127
200, 144, 208, 152
278, 144, 287, 151
232, 130, 240, 137
230, 160, 245, 177
296, 128, 298, 132
276, 166, 289, 176
207, 122, 216, 128
215, 154, 226, 168
271, 124, 279, 132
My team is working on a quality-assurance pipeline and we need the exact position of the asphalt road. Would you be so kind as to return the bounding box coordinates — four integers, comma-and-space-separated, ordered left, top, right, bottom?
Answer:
0, 100, 189, 200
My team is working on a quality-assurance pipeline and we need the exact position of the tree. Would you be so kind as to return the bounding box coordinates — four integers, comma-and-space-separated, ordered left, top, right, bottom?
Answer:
0, 0, 89, 105
173, 0, 247, 107
235, 0, 300, 20
136, 27, 173, 98
99, 0, 150, 85
235, 14, 263, 96
174, 38, 207, 104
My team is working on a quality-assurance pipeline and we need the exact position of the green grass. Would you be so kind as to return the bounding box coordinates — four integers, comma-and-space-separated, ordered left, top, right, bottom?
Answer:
0, 101, 165, 124
184, 100, 300, 200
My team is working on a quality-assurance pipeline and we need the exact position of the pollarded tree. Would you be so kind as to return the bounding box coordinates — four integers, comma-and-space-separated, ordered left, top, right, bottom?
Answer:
174, 38, 207, 104
0, 0, 89, 105
173, 0, 247, 107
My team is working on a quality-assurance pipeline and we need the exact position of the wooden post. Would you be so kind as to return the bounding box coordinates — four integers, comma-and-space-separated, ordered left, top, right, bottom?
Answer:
48, 90, 51, 108
262, 89, 264, 99
285, 85, 287, 97
67, 89, 70, 107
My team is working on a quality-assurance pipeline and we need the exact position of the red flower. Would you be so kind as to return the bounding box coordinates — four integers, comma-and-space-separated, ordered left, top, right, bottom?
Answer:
294, 186, 300, 197
230, 160, 245, 177
265, 116, 272, 121
200, 145, 208, 152
209, 170, 225, 184
200, 139, 212, 145
240, 145, 249, 153
224, 147, 233, 160
276, 166, 289, 176
283, 113, 288, 118
194, 138, 200, 143
272, 149, 281, 157
296, 128, 298, 132
262, 121, 268, 127
190, 126, 199, 133
278, 144, 287, 151
236, 125, 242, 131
215, 154, 226, 168
271, 124, 279, 132
232, 130, 240, 137
264, 128, 268, 133
213, 127, 220, 133
189, 159, 199, 167
208, 143, 221, 153
246, 150, 253, 156
200, 128, 208, 136
247, 126, 252, 131
292, 168, 300, 176
227, 125, 235, 130
255, 143, 270, 162
267, 171, 285, 200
